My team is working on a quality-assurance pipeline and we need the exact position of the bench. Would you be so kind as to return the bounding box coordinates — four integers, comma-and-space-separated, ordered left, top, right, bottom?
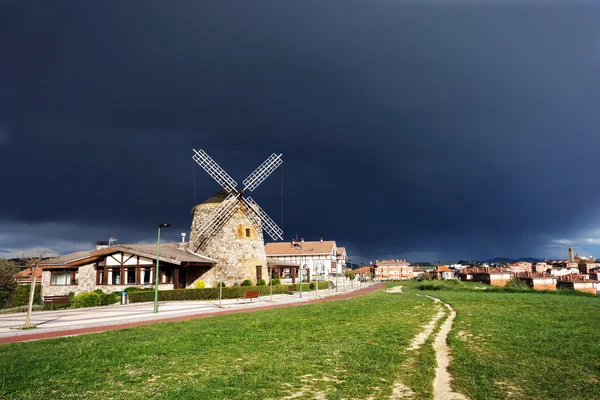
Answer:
240, 291, 260, 303
43, 295, 70, 310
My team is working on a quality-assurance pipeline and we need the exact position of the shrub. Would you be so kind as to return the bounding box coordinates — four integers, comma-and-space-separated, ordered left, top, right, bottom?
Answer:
124, 287, 142, 293
73, 292, 101, 308
126, 282, 328, 303
417, 273, 433, 281
194, 280, 206, 289
217, 282, 227, 288
271, 278, 281, 286
505, 278, 530, 289
241, 279, 252, 287
8, 284, 41, 308
256, 279, 266, 286
309, 282, 315, 289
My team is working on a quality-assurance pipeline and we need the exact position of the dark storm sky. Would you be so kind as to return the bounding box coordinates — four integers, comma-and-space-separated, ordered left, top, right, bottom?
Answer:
2, 1, 600, 263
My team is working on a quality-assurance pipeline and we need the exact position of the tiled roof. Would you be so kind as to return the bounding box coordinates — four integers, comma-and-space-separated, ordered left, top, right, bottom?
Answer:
112, 243, 216, 264
41, 243, 216, 267
40, 251, 95, 266
15, 268, 43, 282
377, 259, 410, 266
265, 241, 336, 256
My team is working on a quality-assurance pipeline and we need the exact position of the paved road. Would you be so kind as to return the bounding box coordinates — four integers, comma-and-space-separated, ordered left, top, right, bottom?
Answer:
0, 282, 384, 344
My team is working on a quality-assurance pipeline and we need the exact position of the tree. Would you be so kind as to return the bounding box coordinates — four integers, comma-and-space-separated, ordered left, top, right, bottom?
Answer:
23, 251, 47, 329
0, 259, 19, 308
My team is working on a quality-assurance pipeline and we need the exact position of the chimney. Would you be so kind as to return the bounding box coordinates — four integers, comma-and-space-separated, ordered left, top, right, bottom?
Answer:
292, 239, 296, 245
179, 232, 188, 249
320, 237, 323, 243
96, 241, 109, 251
301, 238, 304, 243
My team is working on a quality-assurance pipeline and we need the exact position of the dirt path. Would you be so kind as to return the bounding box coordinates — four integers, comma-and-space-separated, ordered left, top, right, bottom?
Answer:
387, 287, 468, 400
424, 295, 469, 400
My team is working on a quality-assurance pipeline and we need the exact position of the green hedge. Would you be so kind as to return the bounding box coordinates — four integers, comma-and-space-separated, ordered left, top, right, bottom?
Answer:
7, 284, 41, 308
127, 282, 330, 303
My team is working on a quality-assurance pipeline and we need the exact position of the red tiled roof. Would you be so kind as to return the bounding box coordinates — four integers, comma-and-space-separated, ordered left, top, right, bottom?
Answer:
15, 268, 43, 282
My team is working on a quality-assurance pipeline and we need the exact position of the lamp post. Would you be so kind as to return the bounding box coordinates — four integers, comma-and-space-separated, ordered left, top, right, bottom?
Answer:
348, 258, 353, 289
335, 253, 341, 293
293, 241, 303, 298
154, 222, 171, 314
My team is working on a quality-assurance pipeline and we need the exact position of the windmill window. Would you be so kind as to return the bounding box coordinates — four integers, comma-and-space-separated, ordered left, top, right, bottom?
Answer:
245, 228, 251, 237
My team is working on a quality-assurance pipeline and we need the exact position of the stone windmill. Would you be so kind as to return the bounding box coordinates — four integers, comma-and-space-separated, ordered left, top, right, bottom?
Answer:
189, 149, 283, 286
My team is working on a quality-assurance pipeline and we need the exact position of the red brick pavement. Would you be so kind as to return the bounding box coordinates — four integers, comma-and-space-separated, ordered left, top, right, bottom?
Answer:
0, 283, 385, 344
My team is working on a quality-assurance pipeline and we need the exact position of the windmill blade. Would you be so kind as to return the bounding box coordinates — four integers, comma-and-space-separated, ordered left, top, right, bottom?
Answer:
192, 149, 238, 193
242, 153, 283, 192
243, 196, 284, 241
193, 193, 240, 251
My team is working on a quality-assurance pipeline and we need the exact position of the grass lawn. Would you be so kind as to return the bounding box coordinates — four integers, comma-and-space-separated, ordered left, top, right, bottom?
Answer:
403, 280, 600, 400
0, 290, 440, 400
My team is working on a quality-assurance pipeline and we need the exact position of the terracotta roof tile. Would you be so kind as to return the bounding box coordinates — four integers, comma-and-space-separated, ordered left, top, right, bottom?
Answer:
265, 241, 336, 256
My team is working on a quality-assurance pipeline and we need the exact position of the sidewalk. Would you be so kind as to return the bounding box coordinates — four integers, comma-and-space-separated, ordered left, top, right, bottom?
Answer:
0, 282, 383, 344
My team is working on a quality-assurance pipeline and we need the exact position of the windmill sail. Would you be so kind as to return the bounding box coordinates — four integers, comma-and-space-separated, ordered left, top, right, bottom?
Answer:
244, 196, 283, 241
242, 153, 283, 192
193, 149, 238, 193
192, 148, 284, 250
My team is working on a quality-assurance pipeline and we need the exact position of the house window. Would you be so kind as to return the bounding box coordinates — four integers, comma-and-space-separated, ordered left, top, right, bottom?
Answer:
141, 267, 153, 285
50, 270, 77, 285
108, 268, 122, 285
97, 270, 105, 285
126, 267, 137, 285
245, 228, 251, 237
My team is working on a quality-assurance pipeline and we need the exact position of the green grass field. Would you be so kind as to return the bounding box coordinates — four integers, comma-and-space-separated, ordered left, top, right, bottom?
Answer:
403, 280, 600, 400
0, 291, 440, 400
1, 282, 599, 399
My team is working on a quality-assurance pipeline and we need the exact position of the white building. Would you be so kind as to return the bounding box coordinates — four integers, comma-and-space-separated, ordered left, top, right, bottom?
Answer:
265, 239, 346, 281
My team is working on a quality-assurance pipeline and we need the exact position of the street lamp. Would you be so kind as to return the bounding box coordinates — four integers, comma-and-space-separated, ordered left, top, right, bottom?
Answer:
154, 222, 171, 313
348, 258, 353, 288
336, 253, 342, 293
293, 241, 303, 298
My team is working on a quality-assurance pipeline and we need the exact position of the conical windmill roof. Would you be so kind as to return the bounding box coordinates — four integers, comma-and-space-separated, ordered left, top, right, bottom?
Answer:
201, 189, 231, 205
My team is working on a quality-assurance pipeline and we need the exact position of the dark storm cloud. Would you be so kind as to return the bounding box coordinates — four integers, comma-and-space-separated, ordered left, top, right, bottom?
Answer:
3, 1, 600, 260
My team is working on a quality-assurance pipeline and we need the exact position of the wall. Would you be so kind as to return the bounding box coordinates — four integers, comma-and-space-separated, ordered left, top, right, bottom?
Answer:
42, 264, 175, 296
189, 201, 268, 287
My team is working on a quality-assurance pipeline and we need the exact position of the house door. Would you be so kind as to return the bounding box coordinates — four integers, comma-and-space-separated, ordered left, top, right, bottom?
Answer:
256, 266, 262, 281
174, 268, 186, 289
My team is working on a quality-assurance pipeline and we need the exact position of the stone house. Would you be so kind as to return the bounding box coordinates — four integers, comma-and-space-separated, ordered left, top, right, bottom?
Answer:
40, 187, 280, 296
40, 243, 215, 297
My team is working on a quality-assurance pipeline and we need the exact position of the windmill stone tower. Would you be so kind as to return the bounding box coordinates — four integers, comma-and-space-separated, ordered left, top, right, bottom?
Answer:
189, 190, 268, 287
189, 149, 284, 287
